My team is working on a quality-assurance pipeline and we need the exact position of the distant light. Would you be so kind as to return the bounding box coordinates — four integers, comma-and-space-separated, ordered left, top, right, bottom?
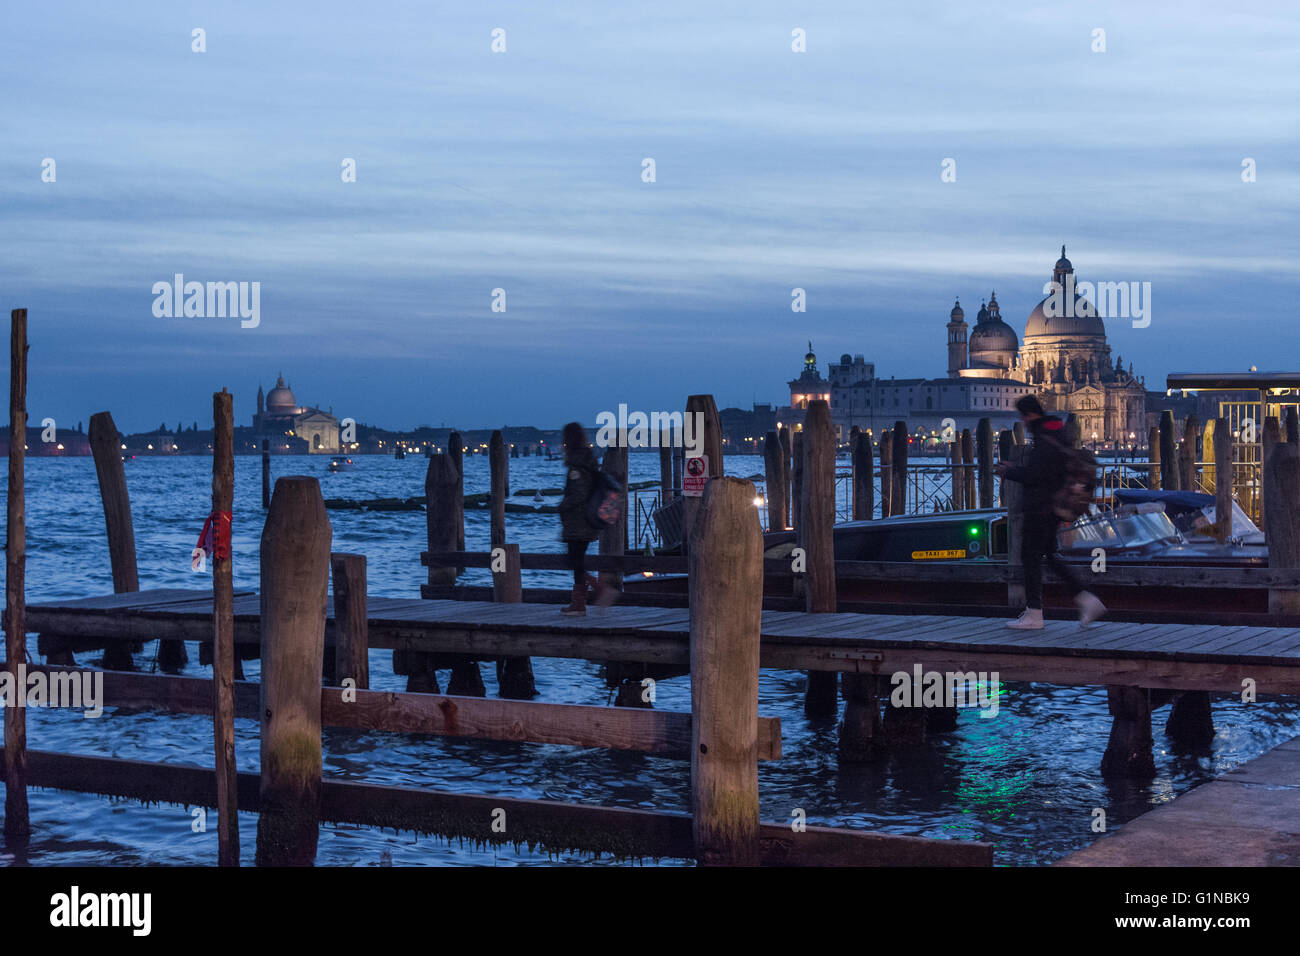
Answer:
753, 496, 764, 507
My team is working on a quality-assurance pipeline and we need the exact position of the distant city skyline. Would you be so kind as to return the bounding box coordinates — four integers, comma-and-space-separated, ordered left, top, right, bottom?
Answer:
2, 1, 1297, 433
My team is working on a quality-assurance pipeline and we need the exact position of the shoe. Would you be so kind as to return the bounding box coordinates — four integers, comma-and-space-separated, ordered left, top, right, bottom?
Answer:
586, 573, 620, 609
560, 585, 586, 617
1007, 608, 1044, 629
1075, 591, 1106, 628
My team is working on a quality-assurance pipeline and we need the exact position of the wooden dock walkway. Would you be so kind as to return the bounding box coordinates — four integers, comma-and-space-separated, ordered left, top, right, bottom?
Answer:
23, 588, 1300, 693
1058, 734, 1300, 866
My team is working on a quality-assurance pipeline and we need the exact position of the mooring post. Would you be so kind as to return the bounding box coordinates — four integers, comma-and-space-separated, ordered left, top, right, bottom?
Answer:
997, 430, 1013, 507
330, 553, 369, 690
211, 389, 239, 865
791, 430, 804, 538
778, 425, 792, 526
406, 454, 459, 693
659, 427, 673, 507
1147, 425, 1161, 489
1261, 416, 1281, 530
976, 418, 994, 508
489, 430, 507, 553
1159, 410, 1178, 491
261, 440, 270, 510
763, 430, 787, 531
1181, 414, 1200, 492
493, 543, 536, 699
1004, 445, 1028, 608
1100, 686, 1155, 779
891, 421, 908, 517
949, 440, 963, 509
801, 401, 838, 719
442, 450, 482, 699
682, 394, 723, 551
878, 427, 893, 517
1287, 407, 1299, 444
598, 444, 628, 595
960, 428, 975, 506
1264, 441, 1300, 615
88, 410, 146, 670
256, 476, 331, 866
689, 476, 762, 866
852, 428, 873, 520
1213, 418, 1233, 542
448, 430, 465, 573
4, 308, 30, 842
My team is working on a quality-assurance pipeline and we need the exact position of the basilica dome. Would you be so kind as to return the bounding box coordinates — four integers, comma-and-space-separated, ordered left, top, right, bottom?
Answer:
1024, 246, 1106, 340
266, 375, 298, 415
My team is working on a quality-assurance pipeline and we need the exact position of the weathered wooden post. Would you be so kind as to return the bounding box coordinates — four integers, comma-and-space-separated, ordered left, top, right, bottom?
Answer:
1287, 407, 1299, 444
779, 425, 792, 524
4, 308, 30, 841
1264, 441, 1300, 615
689, 476, 762, 866
659, 426, 673, 506
1004, 445, 1028, 608
682, 395, 723, 549
493, 543, 536, 699
878, 428, 893, 518
598, 444, 628, 595
961, 428, 975, 507
449, 430, 466, 572
1261, 416, 1281, 530
1147, 425, 1161, 489
406, 455, 460, 693
852, 428, 874, 520
88, 410, 143, 670
1159, 410, 1178, 491
489, 430, 508, 552
1181, 414, 1200, 492
791, 430, 804, 537
1213, 418, 1233, 542
256, 476, 331, 866
891, 421, 908, 517
802, 401, 838, 719
949, 441, 964, 510
212, 390, 239, 865
330, 553, 369, 690
976, 418, 994, 508
261, 439, 270, 510
998, 430, 1013, 507
1100, 686, 1156, 779
764, 430, 787, 531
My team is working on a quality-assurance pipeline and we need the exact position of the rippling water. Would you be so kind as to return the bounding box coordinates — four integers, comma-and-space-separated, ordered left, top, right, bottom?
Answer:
1, 454, 1297, 866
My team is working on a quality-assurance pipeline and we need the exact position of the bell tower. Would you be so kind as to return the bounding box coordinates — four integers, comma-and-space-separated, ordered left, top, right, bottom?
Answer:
946, 299, 967, 376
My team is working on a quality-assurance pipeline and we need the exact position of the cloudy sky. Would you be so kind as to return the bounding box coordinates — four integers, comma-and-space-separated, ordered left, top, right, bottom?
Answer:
2, 1, 1297, 432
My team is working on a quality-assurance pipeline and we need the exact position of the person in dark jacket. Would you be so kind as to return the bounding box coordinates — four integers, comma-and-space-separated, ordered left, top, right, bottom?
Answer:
557, 422, 616, 616
995, 395, 1105, 629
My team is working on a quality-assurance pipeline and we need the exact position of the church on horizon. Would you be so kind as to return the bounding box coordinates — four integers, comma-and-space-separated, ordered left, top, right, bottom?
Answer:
777, 248, 1149, 447
253, 375, 341, 453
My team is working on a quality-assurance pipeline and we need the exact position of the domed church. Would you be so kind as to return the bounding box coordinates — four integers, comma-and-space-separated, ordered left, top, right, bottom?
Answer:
253, 375, 342, 453
949, 247, 1147, 443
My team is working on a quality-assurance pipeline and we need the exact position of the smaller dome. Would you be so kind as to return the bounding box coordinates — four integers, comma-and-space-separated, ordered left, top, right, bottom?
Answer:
1054, 244, 1072, 272
840, 353, 852, 365
950, 299, 964, 320
976, 301, 989, 322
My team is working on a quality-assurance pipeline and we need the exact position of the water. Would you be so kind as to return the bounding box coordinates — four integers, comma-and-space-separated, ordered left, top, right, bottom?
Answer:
1, 453, 1297, 866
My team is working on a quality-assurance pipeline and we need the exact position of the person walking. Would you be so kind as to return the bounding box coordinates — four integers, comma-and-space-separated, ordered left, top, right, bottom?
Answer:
995, 396, 1106, 629
557, 421, 616, 616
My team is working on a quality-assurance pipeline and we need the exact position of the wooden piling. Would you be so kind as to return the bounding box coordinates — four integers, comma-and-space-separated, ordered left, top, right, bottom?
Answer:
976, 418, 994, 508
1287, 407, 1299, 444
764, 430, 787, 531
779, 425, 792, 526
682, 395, 723, 548
489, 430, 507, 552
261, 440, 270, 510
1159, 410, 1178, 491
891, 422, 908, 517
409, 455, 460, 693
659, 427, 673, 504
211, 390, 238, 865
852, 428, 874, 521
998, 430, 1013, 507
4, 308, 29, 841
1100, 686, 1155, 779
1263, 441, 1300, 615
493, 543, 536, 699
88, 410, 142, 670
330, 554, 369, 690
791, 431, 804, 537
449, 430, 465, 571
879, 428, 893, 517
1180, 414, 1199, 493
598, 444, 628, 594
1147, 425, 1161, 489
688, 476, 762, 866
802, 401, 838, 719
1262, 416, 1281, 529
949, 441, 963, 510
256, 477, 331, 866
961, 428, 975, 507
1213, 418, 1232, 542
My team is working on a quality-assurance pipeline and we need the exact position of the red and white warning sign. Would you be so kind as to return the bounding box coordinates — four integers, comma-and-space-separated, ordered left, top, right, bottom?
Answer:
683, 455, 709, 497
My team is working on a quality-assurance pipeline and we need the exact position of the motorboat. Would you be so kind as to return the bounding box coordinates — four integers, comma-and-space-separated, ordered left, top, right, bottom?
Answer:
328, 456, 354, 472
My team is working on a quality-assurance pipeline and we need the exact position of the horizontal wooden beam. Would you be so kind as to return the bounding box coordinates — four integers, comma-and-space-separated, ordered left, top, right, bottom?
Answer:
2, 748, 990, 866
423, 550, 688, 573
13, 665, 780, 760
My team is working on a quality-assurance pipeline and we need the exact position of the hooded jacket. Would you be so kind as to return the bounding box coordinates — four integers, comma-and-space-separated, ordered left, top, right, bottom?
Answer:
559, 445, 602, 542
1004, 416, 1070, 517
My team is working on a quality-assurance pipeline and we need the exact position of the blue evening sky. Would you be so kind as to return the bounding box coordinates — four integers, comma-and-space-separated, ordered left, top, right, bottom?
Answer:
2, 1, 1296, 432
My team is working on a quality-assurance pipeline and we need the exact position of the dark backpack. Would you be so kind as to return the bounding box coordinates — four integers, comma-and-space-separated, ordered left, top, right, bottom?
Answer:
586, 469, 624, 529
1053, 444, 1098, 520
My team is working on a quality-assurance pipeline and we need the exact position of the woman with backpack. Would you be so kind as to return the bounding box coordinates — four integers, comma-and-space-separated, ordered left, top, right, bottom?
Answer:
558, 421, 618, 615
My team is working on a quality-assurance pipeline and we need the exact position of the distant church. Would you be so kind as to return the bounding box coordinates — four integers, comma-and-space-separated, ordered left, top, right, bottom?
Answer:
253, 375, 341, 453
778, 247, 1148, 445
